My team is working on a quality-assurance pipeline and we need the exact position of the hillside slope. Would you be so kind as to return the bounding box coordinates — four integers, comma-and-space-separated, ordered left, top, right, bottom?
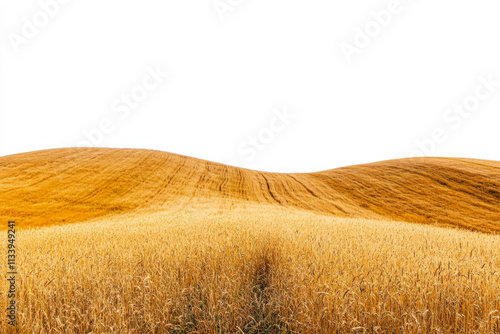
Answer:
0, 148, 499, 232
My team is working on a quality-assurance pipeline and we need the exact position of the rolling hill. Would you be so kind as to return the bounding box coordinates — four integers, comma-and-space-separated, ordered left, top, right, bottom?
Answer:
1, 147, 499, 232
2, 147, 500, 333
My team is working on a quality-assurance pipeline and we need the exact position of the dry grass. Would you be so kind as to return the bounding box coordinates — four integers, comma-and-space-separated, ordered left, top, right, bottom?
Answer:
1, 148, 500, 333
0, 148, 499, 232
1, 203, 500, 333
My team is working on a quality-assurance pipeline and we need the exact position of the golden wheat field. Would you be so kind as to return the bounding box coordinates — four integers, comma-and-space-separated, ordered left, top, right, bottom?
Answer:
1, 148, 500, 333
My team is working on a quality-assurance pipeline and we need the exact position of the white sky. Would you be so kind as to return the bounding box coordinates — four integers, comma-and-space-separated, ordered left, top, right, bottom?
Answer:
1, 0, 499, 173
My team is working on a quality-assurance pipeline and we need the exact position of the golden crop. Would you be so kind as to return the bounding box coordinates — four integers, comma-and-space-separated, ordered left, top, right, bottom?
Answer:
1, 204, 500, 333
0, 148, 499, 333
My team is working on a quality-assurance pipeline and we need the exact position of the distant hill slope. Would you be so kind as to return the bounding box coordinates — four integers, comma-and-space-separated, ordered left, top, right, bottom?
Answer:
0, 148, 499, 232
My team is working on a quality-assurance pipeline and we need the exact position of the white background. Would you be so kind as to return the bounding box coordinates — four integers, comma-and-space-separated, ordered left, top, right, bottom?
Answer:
1, 0, 499, 173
